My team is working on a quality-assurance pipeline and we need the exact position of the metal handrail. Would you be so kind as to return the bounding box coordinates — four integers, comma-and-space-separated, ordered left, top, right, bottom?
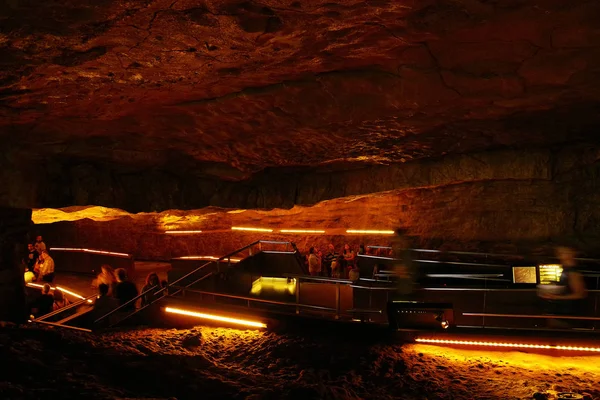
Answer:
33, 294, 97, 322
171, 287, 338, 312
95, 240, 297, 327
365, 245, 600, 264
94, 284, 160, 325
463, 312, 600, 321
33, 320, 93, 332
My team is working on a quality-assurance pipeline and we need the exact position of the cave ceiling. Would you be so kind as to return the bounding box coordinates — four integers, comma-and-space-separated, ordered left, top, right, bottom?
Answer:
1, 0, 600, 210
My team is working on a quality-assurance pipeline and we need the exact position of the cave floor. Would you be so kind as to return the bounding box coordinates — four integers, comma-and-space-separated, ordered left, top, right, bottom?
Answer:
1, 323, 599, 400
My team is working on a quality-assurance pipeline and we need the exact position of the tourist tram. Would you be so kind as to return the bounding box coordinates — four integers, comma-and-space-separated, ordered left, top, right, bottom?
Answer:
28, 240, 600, 344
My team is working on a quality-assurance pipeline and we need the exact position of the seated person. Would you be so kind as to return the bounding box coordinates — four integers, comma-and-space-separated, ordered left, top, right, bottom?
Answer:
93, 283, 120, 326
31, 284, 54, 318
141, 273, 160, 307
52, 289, 70, 311
115, 268, 139, 312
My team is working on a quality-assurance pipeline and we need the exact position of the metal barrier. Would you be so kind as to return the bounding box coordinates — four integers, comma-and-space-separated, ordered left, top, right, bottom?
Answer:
94, 240, 301, 329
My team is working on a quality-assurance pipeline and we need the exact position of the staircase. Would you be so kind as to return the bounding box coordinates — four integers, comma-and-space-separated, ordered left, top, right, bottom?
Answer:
91, 240, 300, 330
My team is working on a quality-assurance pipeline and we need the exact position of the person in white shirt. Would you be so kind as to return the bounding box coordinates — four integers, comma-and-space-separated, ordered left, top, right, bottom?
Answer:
38, 251, 55, 283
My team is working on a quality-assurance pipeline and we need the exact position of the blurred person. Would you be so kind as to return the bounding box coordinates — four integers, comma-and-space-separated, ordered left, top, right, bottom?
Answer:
349, 264, 360, 281
93, 283, 119, 327
31, 284, 54, 317
52, 289, 70, 311
308, 247, 320, 276
539, 246, 587, 327
386, 228, 417, 329
141, 273, 160, 307
322, 244, 338, 277
330, 256, 341, 278
34, 235, 46, 253
342, 244, 355, 278
37, 250, 55, 283
115, 268, 139, 312
26, 243, 38, 272
93, 265, 117, 296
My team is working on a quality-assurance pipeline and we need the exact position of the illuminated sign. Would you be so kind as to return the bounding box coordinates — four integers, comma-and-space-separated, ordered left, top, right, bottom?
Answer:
250, 277, 296, 296
539, 264, 563, 284
512, 266, 537, 284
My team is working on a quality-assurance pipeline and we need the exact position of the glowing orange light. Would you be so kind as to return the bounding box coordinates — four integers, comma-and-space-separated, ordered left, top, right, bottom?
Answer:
346, 229, 395, 235
280, 229, 326, 234
26, 283, 93, 303
175, 255, 241, 263
231, 227, 273, 233
415, 338, 600, 352
165, 230, 203, 234
164, 307, 267, 328
50, 247, 130, 257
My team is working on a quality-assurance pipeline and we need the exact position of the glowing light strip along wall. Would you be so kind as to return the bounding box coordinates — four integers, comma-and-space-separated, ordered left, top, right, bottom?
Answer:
346, 229, 395, 235
280, 229, 326, 233
231, 227, 273, 232
165, 230, 203, 234
50, 247, 131, 257
415, 338, 600, 352
175, 255, 241, 263
26, 283, 93, 303
164, 307, 267, 328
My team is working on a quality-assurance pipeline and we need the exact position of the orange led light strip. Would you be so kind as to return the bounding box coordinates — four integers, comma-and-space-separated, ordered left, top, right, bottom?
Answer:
231, 227, 273, 233
346, 229, 395, 235
280, 229, 326, 234
164, 307, 267, 328
165, 230, 203, 234
176, 255, 241, 263
50, 247, 130, 257
26, 283, 93, 303
415, 338, 600, 352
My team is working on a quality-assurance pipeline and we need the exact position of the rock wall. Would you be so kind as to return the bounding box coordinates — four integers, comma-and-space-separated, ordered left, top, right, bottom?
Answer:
0, 207, 31, 323
33, 142, 600, 259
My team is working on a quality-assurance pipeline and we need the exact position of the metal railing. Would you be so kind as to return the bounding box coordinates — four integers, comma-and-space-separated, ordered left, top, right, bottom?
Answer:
364, 245, 600, 264
93, 240, 300, 329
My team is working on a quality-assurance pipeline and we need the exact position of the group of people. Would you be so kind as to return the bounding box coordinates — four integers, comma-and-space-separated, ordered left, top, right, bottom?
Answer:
23, 235, 55, 283
305, 243, 367, 280
91, 265, 166, 325
28, 284, 71, 318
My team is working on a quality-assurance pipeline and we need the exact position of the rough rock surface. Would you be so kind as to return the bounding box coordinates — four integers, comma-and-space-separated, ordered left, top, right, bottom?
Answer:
1, 325, 600, 400
32, 142, 600, 258
1, 1, 600, 211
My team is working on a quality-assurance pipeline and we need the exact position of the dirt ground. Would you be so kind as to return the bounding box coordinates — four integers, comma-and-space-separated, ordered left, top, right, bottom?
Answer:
1, 321, 599, 400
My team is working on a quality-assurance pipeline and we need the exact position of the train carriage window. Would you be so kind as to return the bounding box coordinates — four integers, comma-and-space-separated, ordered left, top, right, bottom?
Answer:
512, 266, 537, 284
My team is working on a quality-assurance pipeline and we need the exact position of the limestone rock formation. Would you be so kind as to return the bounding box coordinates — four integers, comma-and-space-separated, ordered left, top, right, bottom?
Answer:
1, 1, 600, 212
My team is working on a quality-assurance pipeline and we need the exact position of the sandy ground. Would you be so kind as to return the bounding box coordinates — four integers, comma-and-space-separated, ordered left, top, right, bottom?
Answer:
1, 321, 599, 400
